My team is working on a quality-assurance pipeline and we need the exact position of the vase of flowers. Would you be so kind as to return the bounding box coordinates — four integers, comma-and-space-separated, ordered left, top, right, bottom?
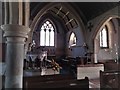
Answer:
51, 59, 62, 72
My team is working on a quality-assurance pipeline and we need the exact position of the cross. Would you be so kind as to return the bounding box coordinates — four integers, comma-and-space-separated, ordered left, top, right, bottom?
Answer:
88, 22, 93, 32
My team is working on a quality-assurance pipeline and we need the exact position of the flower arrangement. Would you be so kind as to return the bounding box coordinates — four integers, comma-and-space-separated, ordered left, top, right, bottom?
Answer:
50, 59, 62, 72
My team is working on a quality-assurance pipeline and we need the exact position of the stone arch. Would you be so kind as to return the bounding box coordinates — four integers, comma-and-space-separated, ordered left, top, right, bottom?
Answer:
93, 15, 120, 63
28, 2, 85, 44
69, 31, 77, 47
35, 13, 58, 33
92, 15, 119, 40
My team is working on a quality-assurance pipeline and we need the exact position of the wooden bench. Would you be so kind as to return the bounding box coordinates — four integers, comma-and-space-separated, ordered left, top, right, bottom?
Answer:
24, 76, 89, 89
2, 75, 5, 89
23, 74, 76, 88
104, 62, 120, 71
100, 70, 120, 89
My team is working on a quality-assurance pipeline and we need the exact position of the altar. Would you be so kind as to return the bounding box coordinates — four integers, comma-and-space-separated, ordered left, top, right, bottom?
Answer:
23, 68, 60, 77
24, 51, 47, 70
24, 50, 60, 76
77, 64, 104, 79
26, 51, 47, 61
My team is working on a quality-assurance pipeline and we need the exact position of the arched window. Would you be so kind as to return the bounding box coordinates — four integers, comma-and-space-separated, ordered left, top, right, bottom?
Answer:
99, 26, 109, 48
40, 20, 55, 46
69, 32, 77, 47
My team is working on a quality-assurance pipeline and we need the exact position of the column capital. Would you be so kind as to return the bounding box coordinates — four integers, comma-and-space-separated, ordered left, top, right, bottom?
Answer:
2, 24, 30, 38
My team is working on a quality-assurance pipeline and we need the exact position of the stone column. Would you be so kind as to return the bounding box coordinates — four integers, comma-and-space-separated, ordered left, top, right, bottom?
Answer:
2, 24, 30, 88
118, 4, 120, 64
2, 1, 30, 88
94, 38, 99, 63
24, 2, 30, 59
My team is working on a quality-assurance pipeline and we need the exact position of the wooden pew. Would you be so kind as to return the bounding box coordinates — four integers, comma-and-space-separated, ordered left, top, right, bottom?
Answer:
104, 61, 120, 71
24, 76, 89, 89
61, 57, 77, 75
100, 70, 120, 89
23, 74, 76, 88
2, 75, 5, 89
2, 74, 75, 89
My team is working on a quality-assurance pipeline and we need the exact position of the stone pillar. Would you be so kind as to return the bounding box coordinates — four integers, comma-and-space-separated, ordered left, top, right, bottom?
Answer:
2, 1, 30, 88
94, 38, 99, 63
24, 2, 30, 59
0, 2, 2, 90
2, 24, 30, 88
118, 4, 120, 63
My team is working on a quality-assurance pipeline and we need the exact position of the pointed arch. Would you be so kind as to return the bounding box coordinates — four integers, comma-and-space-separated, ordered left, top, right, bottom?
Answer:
93, 15, 120, 63
28, 2, 85, 44
99, 25, 109, 48
40, 19, 55, 46
92, 15, 119, 40
69, 32, 77, 47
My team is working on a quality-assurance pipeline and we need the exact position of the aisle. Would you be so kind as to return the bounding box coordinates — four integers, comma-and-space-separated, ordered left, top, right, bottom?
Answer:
89, 78, 100, 89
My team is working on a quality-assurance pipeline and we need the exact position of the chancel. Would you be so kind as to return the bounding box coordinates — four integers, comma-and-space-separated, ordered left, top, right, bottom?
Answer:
0, 1, 120, 89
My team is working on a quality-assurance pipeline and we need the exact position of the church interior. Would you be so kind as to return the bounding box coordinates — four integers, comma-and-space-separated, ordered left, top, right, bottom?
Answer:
0, 1, 120, 89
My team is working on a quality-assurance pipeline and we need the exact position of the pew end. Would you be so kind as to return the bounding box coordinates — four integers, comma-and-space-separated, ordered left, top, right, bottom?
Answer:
100, 70, 120, 90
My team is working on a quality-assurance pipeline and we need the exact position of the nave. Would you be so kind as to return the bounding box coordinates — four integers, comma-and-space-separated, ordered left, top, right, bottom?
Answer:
1, 50, 120, 89
22, 57, 120, 89
0, 1, 120, 89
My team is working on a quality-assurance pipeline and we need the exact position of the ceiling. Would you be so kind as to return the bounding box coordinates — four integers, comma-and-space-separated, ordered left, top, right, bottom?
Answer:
30, 2, 119, 24
70, 2, 118, 22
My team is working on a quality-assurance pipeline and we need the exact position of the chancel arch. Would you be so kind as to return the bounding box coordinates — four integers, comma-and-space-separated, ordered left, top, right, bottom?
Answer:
29, 2, 86, 58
